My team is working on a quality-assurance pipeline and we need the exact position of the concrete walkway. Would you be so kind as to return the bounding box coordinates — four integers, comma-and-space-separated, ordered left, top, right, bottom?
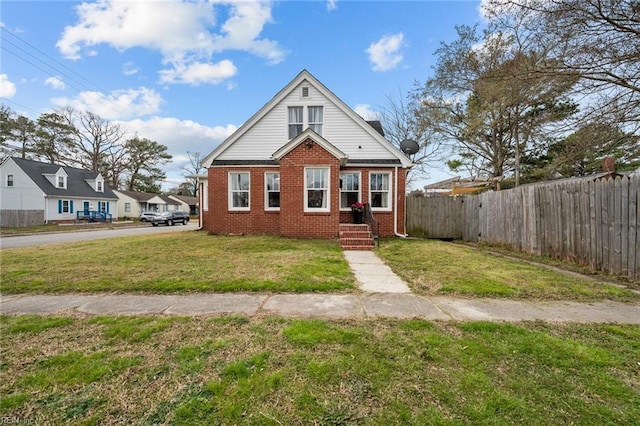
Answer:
2, 249, 639, 323
1, 293, 639, 323
343, 250, 411, 293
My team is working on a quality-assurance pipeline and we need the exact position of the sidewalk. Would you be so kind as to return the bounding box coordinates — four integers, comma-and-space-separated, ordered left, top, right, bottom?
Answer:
1, 292, 639, 323
2, 250, 638, 323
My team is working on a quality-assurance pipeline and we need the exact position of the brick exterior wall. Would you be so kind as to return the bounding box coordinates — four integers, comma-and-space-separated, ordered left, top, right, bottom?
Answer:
203, 138, 408, 238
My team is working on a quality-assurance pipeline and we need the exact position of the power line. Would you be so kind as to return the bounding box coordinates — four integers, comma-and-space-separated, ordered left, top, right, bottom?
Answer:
1, 27, 109, 94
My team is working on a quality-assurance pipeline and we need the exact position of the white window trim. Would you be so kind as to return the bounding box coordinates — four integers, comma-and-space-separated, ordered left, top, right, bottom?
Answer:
61, 199, 71, 213
369, 171, 392, 212
264, 172, 280, 211
96, 180, 104, 192
340, 171, 361, 211
228, 171, 250, 211
286, 104, 325, 139
304, 166, 330, 213
57, 175, 67, 189
6, 174, 14, 187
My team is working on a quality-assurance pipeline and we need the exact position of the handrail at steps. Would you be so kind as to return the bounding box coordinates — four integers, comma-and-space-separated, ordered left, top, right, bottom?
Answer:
363, 203, 379, 247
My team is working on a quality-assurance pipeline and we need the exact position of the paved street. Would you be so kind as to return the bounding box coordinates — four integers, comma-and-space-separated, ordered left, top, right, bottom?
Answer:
0, 222, 199, 249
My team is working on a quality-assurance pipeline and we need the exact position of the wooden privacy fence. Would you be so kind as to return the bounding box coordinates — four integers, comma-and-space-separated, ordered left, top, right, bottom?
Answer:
0, 210, 45, 228
407, 174, 639, 281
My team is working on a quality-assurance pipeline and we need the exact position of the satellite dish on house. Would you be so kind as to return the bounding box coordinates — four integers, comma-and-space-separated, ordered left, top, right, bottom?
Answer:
400, 139, 419, 155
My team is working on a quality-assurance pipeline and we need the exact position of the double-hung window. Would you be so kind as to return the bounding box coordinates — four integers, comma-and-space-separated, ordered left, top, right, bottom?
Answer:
288, 106, 323, 139
308, 106, 323, 134
265, 172, 280, 210
6, 174, 14, 187
305, 167, 329, 212
229, 172, 250, 210
288, 107, 303, 139
97, 181, 103, 192
370, 172, 391, 210
58, 176, 66, 188
340, 172, 360, 210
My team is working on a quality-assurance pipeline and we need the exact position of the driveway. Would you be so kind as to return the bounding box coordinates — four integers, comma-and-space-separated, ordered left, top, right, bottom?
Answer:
0, 222, 199, 249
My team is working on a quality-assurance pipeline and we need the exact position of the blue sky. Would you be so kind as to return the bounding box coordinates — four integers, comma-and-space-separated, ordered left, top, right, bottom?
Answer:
1, 0, 484, 189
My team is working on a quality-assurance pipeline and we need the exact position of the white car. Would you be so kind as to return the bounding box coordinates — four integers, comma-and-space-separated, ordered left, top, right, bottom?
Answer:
139, 212, 161, 222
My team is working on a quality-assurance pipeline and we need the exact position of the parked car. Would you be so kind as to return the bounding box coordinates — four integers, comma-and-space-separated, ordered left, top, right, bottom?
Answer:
139, 212, 161, 222
151, 211, 190, 226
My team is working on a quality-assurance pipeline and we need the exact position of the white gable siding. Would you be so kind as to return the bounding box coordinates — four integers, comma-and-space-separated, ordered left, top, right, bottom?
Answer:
217, 80, 393, 161
0, 158, 44, 210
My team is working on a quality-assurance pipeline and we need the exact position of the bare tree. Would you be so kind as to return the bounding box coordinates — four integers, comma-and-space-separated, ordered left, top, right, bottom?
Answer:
412, 24, 577, 185
181, 151, 205, 196
61, 107, 126, 172
379, 92, 441, 187
483, 0, 640, 131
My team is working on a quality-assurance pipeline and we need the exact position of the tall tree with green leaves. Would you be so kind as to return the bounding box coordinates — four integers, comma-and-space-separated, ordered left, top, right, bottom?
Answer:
33, 112, 77, 165
123, 137, 172, 193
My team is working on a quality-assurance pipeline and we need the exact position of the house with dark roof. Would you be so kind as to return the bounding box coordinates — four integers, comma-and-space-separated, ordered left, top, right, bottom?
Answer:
199, 70, 412, 248
0, 157, 118, 227
113, 190, 182, 219
168, 194, 198, 215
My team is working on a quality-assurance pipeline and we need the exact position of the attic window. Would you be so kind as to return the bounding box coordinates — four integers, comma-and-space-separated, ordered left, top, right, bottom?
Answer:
97, 181, 103, 192
301, 87, 310, 98
57, 175, 66, 189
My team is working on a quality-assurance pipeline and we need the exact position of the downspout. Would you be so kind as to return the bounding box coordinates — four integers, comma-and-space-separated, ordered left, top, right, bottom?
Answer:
393, 166, 407, 238
197, 181, 204, 230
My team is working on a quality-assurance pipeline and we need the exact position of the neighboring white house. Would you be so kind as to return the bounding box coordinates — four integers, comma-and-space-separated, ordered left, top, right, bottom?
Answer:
0, 157, 118, 227
113, 190, 181, 219
168, 194, 198, 215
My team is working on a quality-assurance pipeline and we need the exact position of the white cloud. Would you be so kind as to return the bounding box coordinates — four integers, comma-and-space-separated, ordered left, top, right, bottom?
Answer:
366, 33, 405, 72
117, 116, 238, 187
327, 0, 338, 11
0, 74, 17, 98
56, 0, 284, 85
122, 62, 139, 76
45, 76, 66, 90
51, 87, 163, 120
354, 104, 380, 121
158, 59, 237, 86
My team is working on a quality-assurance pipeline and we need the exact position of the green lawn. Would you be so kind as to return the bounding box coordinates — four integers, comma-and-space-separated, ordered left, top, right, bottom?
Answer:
1, 315, 638, 425
0, 233, 356, 294
376, 238, 640, 302
1, 232, 638, 301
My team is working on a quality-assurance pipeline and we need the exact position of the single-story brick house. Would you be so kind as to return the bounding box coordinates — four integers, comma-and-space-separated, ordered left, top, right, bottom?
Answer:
199, 70, 412, 240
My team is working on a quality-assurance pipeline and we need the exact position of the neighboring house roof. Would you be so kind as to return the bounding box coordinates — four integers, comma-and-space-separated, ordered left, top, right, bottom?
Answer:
169, 194, 198, 205
10, 157, 117, 199
202, 69, 412, 168
114, 189, 156, 202
115, 190, 180, 206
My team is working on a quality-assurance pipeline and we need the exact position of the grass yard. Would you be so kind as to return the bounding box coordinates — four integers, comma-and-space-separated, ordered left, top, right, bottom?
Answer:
0, 233, 356, 294
1, 315, 638, 425
1, 232, 639, 301
376, 238, 640, 302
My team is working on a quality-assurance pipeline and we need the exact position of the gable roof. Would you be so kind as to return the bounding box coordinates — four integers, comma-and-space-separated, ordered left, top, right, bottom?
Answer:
114, 189, 156, 202
115, 190, 180, 206
169, 194, 198, 205
10, 157, 117, 199
271, 129, 347, 164
202, 69, 412, 168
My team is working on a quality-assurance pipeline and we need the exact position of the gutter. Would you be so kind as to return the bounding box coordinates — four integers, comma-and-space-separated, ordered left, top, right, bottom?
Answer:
393, 166, 408, 238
